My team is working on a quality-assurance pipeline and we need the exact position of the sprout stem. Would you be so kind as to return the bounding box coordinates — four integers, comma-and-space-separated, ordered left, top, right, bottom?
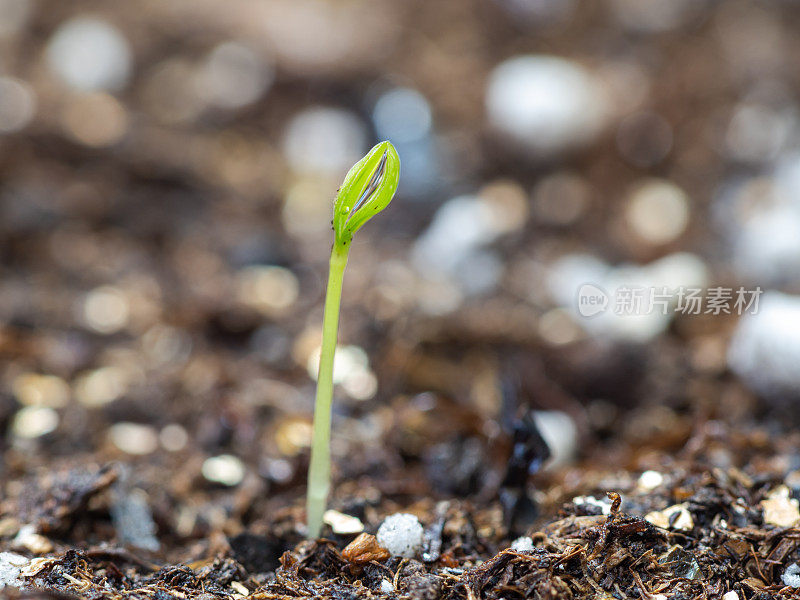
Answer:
306, 244, 349, 539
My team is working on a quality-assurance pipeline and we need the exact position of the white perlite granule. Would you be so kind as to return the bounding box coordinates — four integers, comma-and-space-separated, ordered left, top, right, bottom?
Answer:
783, 563, 800, 588
511, 536, 534, 552
376, 513, 424, 558
0, 552, 29, 589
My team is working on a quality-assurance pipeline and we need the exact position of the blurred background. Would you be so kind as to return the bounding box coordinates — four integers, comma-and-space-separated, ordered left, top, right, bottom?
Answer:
2, 0, 800, 552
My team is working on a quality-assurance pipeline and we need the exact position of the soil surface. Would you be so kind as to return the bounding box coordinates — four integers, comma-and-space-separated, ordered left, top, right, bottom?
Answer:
4, 420, 800, 599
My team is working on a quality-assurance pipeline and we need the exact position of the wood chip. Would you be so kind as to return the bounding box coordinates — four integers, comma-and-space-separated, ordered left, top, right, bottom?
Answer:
342, 533, 390, 564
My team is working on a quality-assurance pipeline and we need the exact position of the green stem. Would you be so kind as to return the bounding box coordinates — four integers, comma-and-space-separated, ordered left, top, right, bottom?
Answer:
306, 245, 349, 539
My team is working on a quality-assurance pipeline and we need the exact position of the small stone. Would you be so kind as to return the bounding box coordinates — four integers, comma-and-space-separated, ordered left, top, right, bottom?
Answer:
411, 195, 497, 279
486, 55, 608, 156
717, 173, 800, 283
646, 503, 694, 531
783, 563, 800, 588
722, 592, 740, 600
108, 422, 158, 455
202, 454, 246, 487
11, 407, 59, 439
236, 266, 299, 316
625, 179, 689, 245
283, 106, 366, 175
12, 525, 53, 555
728, 292, 800, 399
0, 552, 29, 589
46, 16, 132, 91
74, 366, 129, 407
761, 486, 800, 528
82, 285, 130, 333
376, 513, 424, 558
510, 536, 534, 552
342, 533, 390, 564
637, 470, 664, 492
323, 510, 364, 535
379, 579, 394, 594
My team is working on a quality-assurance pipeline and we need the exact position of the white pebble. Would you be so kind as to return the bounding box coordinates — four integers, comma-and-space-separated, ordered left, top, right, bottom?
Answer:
725, 94, 793, 164
549, 252, 707, 343
82, 285, 130, 334
46, 17, 132, 91
728, 292, 800, 398
722, 592, 739, 600
783, 563, 800, 588
74, 366, 129, 407
376, 513, 424, 558
626, 179, 690, 245
202, 454, 245, 487
236, 266, 299, 316
510, 536, 534, 552
0, 552, 29, 589
11, 407, 58, 439
283, 107, 366, 175
637, 470, 664, 492
714, 168, 800, 283
306, 345, 377, 400
412, 195, 496, 276
108, 423, 159, 455
411, 194, 513, 298
379, 580, 394, 594
486, 55, 608, 156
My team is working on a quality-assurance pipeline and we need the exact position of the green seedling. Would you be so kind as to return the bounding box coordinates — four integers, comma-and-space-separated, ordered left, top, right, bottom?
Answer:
306, 141, 400, 539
